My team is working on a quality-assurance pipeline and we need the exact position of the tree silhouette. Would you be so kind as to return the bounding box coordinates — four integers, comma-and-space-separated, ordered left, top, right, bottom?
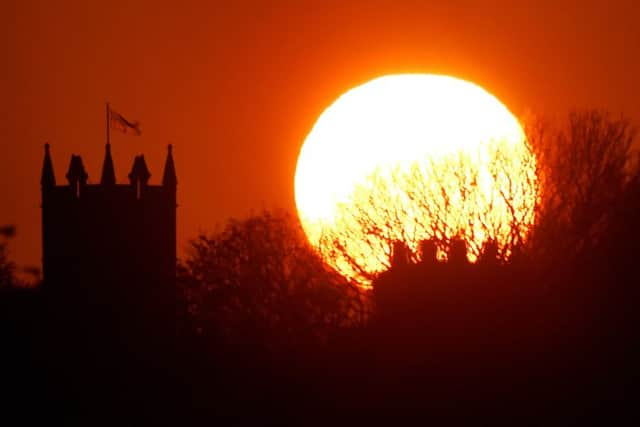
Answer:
317, 110, 639, 286
318, 125, 538, 284
526, 110, 639, 263
0, 225, 16, 289
179, 210, 367, 356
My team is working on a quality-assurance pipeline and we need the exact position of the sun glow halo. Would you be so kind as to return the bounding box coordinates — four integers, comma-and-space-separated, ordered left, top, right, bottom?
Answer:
295, 74, 537, 283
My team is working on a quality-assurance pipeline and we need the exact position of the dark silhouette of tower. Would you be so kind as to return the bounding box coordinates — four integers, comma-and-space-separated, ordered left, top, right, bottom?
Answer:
39, 142, 179, 418
40, 143, 177, 335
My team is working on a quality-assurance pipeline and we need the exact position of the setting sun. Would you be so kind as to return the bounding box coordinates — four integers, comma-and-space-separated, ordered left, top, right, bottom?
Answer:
295, 74, 538, 283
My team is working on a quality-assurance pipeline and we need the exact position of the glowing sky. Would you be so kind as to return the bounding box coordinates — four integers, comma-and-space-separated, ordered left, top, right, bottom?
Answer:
3, 1, 640, 269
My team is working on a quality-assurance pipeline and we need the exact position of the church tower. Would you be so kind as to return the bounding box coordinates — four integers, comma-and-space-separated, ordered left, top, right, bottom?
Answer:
40, 143, 177, 332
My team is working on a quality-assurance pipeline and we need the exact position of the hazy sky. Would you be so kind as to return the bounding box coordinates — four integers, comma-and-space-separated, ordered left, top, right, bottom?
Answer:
3, 0, 640, 268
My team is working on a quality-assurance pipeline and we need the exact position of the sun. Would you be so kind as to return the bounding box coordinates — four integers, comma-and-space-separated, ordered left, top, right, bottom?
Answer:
295, 74, 537, 284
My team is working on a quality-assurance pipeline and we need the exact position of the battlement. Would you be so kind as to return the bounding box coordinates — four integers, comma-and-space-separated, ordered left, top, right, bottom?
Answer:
40, 143, 177, 301
41, 143, 177, 198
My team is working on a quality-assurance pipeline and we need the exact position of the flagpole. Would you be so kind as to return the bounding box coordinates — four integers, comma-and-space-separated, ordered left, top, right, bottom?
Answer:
106, 102, 111, 146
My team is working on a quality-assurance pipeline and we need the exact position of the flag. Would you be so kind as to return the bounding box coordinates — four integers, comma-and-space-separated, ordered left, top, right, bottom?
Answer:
109, 107, 141, 136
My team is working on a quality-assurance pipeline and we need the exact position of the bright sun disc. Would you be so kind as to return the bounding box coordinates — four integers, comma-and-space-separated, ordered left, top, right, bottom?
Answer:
295, 74, 537, 284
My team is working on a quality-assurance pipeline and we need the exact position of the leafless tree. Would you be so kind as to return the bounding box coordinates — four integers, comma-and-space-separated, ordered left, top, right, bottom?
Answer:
526, 110, 639, 263
317, 110, 639, 285
318, 133, 538, 284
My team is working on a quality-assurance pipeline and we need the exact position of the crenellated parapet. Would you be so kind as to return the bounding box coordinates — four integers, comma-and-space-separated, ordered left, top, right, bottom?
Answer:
40, 143, 177, 300
42, 144, 176, 201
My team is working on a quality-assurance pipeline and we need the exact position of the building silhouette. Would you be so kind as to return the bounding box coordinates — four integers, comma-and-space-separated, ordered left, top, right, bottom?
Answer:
40, 143, 177, 336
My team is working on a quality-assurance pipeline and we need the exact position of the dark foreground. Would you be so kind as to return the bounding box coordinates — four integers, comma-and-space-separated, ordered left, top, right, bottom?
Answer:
3, 269, 638, 426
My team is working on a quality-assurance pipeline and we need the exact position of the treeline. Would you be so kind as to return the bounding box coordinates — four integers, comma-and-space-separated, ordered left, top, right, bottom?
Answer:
171, 111, 640, 424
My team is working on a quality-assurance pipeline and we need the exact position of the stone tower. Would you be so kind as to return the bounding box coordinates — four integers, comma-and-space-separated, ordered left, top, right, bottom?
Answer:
40, 143, 177, 333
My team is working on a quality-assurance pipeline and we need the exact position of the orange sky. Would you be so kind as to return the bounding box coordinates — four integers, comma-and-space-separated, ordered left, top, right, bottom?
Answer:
3, 0, 640, 270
